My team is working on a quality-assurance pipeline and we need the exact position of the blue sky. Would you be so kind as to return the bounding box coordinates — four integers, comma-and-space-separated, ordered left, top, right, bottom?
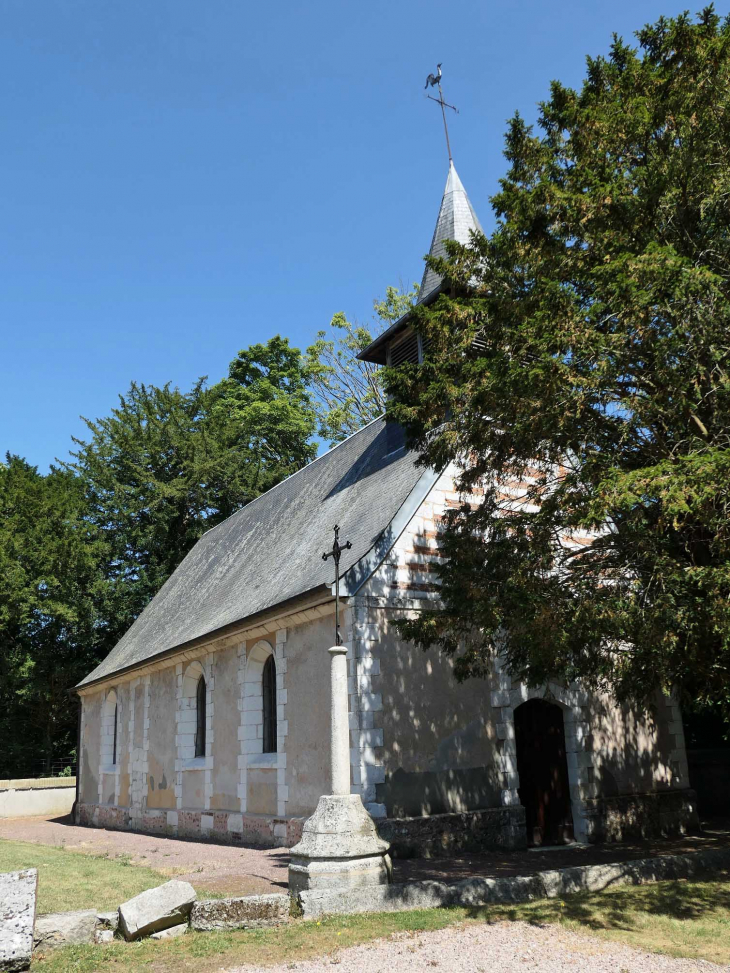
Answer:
1, 0, 718, 468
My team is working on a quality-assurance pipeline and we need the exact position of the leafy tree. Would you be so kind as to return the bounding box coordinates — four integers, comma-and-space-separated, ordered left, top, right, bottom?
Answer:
68, 336, 316, 636
306, 284, 418, 444
219, 334, 318, 482
387, 9, 730, 716
0, 456, 109, 775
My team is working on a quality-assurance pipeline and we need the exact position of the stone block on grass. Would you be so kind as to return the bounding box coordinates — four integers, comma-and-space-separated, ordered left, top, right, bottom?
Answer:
118, 880, 196, 941
34, 911, 97, 950
0, 869, 37, 972
190, 894, 290, 931
150, 922, 188, 940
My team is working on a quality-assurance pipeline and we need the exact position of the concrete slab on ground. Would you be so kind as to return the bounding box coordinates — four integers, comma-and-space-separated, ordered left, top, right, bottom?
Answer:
0, 868, 37, 972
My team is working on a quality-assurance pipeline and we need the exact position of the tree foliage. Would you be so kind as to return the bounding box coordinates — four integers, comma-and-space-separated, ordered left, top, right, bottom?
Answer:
387, 9, 730, 715
0, 457, 109, 775
306, 285, 418, 444
67, 337, 316, 637
0, 336, 316, 775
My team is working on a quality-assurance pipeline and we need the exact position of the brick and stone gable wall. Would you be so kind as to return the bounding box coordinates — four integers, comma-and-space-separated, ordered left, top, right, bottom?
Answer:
348, 465, 696, 841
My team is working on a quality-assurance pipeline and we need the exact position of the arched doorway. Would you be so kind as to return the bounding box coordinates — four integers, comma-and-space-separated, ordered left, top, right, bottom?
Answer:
514, 699, 574, 846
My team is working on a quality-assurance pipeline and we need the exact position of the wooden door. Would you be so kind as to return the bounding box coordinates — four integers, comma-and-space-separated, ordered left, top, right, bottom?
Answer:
514, 699, 574, 846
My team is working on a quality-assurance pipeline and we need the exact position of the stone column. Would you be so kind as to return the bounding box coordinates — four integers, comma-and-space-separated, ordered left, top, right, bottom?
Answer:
329, 645, 350, 796
288, 643, 391, 895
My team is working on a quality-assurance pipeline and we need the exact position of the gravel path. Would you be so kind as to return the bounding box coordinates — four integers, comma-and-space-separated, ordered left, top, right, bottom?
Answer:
226, 921, 724, 973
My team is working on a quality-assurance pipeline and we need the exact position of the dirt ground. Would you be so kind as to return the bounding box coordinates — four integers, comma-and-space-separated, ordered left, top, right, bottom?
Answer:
0, 814, 289, 895
1, 814, 729, 896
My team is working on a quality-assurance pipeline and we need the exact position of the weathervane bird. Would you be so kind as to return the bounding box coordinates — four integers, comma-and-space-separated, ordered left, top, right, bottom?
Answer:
425, 63, 442, 89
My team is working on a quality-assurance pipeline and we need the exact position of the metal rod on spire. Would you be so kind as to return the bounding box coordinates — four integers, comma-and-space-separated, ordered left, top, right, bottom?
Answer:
425, 63, 458, 164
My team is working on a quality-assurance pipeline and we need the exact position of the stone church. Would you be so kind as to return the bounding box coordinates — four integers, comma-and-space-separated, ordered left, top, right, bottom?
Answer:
75, 163, 697, 854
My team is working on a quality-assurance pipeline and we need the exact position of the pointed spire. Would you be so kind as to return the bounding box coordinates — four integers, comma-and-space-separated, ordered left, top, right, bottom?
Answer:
420, 161, 483, 299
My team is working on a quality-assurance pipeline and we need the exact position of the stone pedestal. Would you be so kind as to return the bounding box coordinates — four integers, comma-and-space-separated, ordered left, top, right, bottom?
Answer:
288, 645, 391, 893
288, 794, 392, 893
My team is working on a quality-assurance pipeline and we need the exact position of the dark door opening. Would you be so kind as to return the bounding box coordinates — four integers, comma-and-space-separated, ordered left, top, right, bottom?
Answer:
514, 698, 574, 846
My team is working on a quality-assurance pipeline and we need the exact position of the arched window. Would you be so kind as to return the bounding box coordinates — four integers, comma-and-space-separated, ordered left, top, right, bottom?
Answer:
101, 689, 118, 770
195, 675, 206, 758
112, 703, 118, 766
262, 655, 277, 754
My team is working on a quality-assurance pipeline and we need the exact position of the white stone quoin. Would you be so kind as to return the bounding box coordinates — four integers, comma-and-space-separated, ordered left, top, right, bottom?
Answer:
288, 645, 391, 894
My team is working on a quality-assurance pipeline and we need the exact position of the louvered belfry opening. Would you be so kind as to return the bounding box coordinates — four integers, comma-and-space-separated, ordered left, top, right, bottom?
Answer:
262, 654, 277, 754
388, 329, 420, 367
385, 330, 419, 453
195, 675, 206, 758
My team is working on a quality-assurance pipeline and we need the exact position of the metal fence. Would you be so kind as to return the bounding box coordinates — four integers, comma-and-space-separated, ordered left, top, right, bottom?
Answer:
9, 758, 77, 780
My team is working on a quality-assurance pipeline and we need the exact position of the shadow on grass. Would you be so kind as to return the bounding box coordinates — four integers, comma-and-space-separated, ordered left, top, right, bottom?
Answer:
463, 872, 730, 933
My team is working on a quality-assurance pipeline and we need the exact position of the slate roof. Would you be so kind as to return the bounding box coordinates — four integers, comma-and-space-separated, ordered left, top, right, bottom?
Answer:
419, 161, 483, 298
79, 418, 432, 688
358, 162, 483, 365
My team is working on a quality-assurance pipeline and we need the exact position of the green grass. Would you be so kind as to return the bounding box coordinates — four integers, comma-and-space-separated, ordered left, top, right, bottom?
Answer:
485, 874, 730, 967
34, 909, 460, 973
0, 839, 189, 914
27, 875, 730, 973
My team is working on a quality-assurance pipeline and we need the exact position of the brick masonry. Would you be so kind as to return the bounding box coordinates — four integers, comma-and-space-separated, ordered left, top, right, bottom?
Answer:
75, 802, 305, 847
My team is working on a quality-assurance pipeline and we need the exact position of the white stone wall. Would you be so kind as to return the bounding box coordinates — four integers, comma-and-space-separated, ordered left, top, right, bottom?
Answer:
128, 676, 150, 830
346, 603, 385, 817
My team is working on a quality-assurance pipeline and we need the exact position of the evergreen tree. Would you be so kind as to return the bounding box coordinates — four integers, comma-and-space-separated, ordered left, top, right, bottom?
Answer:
387, 9, 730, 716
68, 336, 316, 637
0, 456, 108, 775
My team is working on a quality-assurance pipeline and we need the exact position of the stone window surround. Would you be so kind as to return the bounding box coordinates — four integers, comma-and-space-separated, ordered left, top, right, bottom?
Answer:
491, 655, 690, 845
99, 688, 119, 771
238, 633, 288, 818
99, 689, 120, 806
177, 660, 214, 771
491, 662, 592, 843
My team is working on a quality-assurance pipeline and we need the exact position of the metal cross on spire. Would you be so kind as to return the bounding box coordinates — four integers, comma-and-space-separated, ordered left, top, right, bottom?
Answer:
322, 525, 352, 646
425, 62, 459, 164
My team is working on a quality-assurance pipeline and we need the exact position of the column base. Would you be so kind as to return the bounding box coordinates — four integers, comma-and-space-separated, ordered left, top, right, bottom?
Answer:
288, 794, 392, 894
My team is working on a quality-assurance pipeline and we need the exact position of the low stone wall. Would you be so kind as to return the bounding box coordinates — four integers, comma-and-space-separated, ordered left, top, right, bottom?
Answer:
375, 790, 697, 856
296, 845, 730, 918
377, 806, 527, 858
580, 788, 699, 843
75, 802, 305, 847
0, 778, 76, 819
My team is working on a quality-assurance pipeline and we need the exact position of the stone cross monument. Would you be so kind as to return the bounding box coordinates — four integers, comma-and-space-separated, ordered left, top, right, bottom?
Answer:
288, 527, 391, 893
